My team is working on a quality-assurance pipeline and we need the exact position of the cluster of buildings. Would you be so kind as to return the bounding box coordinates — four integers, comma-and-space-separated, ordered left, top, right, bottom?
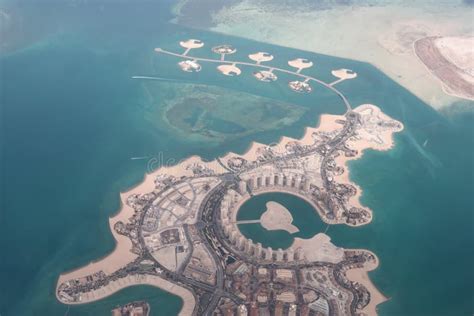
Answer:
219, 185, 311, 263
211, 253, 376, 316
178, 60, 202, 72
253, 70, 278, 82
111, 301, 150, 316
212, 45, 237, 55
288, 81, 312, 93
56, 271, 107, 303
56, 40, 405, 315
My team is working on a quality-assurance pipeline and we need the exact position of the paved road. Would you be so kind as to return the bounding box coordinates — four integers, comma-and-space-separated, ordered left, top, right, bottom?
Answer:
131, 110, 364, 314
155, 48, 352, 111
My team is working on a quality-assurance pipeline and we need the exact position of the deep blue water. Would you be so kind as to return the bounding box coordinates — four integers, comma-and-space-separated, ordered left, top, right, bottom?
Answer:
1, 1, 473, 315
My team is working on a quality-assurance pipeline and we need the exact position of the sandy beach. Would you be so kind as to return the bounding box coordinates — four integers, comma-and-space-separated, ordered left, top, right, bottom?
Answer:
56, 158, 206, 311
58, 103, 401, 314
333, 104, 403, 224
415, 36, 474, 100
345, 250, 387, 316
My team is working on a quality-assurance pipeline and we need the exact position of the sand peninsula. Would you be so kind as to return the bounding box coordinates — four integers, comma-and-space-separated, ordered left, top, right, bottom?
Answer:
415, 36, 474, 101
57, 40, 403, 316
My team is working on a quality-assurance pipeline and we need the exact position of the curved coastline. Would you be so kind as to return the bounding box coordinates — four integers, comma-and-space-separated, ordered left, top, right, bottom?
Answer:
55, 161, 201, 314
344, 249, 388, 316
226, 104, 403, 227
333, 105, 404, 221
56, 104, 403, 315
231, 190, 386, 312
413, 36, 474, 101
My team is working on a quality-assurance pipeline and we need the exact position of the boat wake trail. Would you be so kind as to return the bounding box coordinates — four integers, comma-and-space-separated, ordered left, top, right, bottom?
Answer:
131, 76, 180, 82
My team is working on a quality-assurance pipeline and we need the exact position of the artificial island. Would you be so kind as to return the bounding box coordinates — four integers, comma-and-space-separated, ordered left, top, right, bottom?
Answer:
57, 39, 403, 316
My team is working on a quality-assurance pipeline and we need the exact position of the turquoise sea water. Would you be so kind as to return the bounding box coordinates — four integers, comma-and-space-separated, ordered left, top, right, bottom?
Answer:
1, 1, 473, 315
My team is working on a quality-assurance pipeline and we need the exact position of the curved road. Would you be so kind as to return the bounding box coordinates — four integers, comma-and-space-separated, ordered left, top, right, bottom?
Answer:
155, 48, 352, 111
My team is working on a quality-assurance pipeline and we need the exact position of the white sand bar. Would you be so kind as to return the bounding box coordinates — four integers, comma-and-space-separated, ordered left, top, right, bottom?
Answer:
331, 68, 357, 80
288, 58, 313, 70
179, 39, 204, 49
217, 64, 241, 76
248, 52, 274, 63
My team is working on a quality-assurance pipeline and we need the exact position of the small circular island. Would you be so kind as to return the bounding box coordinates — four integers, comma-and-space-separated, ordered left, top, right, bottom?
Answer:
236, 192, 326, 249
